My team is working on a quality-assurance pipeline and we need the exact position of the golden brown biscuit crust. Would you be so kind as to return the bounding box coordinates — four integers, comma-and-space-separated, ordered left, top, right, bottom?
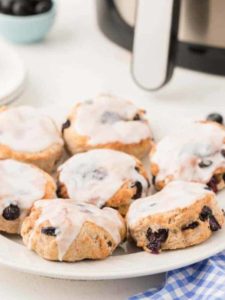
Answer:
128, 193, 224, 252
0, 164, 56, 234
0, 106, 64, 173
0, 143, 63, 173
63, 104, 153, 159
57, 155, 149, 216
21, 206, 126, 262
150, 121, 225, 191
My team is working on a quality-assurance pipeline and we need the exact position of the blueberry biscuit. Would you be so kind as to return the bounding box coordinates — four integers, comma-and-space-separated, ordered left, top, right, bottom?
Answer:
57, 149, 150, 216
127, 181, 224, 253
0, 106, 64, 172
21, 199, 126, 262
150, 121, 225, 191
0, 159, 56, 234
62, 94, 153, 159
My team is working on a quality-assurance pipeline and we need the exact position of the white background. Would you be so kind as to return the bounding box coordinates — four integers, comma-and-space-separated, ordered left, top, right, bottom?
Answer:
0, 0, 225, 299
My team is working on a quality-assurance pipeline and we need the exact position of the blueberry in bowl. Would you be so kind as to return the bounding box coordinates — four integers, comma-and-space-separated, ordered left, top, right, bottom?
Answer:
0, 0, 53, 17
0, 0, 56, 43
206, 113, 224, 125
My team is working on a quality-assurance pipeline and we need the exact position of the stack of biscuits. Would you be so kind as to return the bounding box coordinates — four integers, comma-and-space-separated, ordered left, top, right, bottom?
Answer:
0, 95, 224, 262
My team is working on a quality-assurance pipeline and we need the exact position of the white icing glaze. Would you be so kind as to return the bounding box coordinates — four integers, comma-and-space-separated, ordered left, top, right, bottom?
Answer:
58, 149, 149, 207
0, 106, 63, 152
151, 122, 225, 184
0, 159, 48, 212
31, 199, 124, 261
127, 181, 214, 228
73, 95, 152, 145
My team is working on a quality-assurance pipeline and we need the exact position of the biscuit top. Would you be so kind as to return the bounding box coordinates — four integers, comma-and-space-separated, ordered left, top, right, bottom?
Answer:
58, 149, 149, 207
127, 181, 214, 227
0, 159, 48, 211
0, 106, 63, 152
73, 95, 152, 145
151, 122, 225, 184
32, 199, 125, 261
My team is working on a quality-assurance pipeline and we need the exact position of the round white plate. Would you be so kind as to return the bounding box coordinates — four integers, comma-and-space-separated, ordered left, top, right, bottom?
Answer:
0, 105, 225, 280
0, 42, 26, 105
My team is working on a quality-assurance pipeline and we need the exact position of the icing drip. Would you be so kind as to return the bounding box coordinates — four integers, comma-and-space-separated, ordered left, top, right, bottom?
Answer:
151, 122, 225, 184
127, 181, 215, 227
0, 159, 47, 212
0, 106, 63, 152
74, 95, 152, 145
58, 149, 149, 207
32, 199, 124, 261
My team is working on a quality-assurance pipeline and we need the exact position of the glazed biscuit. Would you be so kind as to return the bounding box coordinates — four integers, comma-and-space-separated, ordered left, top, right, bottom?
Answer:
62, 94, 153, 159
0, 106, 64, 172
21, 199, 126, 262
57, 149, 150, 216
127, 181, 224, 253
150, 121, 225, 192
0, 159, 56, 234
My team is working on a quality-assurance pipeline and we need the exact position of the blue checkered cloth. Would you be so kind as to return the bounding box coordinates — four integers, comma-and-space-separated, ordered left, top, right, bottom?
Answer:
129, 251, 225, 300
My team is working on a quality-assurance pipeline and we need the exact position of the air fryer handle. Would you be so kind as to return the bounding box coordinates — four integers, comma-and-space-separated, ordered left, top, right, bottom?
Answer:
132, 0, 180, 90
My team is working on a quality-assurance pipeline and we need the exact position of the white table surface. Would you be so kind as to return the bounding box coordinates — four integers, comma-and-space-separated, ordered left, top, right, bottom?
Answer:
1, 0, 225, 299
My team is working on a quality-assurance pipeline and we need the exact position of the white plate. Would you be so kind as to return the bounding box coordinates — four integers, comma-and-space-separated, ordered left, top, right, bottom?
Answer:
0, 105, 225, 280
0, 42, 26, 105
